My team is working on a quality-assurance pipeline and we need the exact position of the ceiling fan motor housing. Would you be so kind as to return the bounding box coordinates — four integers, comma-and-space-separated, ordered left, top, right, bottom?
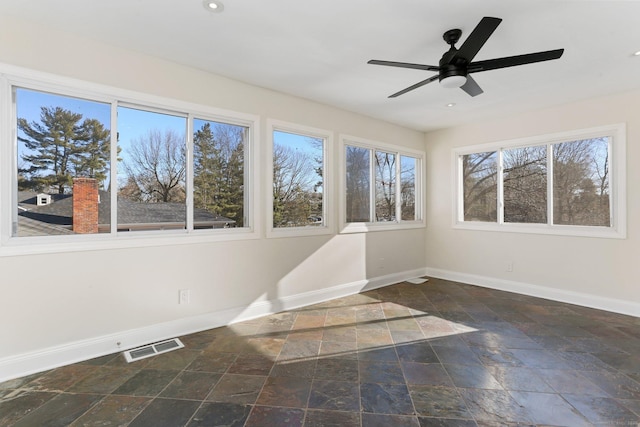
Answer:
439, 29, 467, 85
439, 63, 467, 82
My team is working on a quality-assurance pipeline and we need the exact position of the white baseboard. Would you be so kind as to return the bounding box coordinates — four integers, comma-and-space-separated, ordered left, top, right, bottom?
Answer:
425, 267, 640, 318
0, 268, 427, 383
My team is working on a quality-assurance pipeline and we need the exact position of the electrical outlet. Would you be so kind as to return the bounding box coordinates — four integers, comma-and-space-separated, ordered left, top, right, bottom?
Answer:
506, 262, 514, 272
179, 289, 190, 304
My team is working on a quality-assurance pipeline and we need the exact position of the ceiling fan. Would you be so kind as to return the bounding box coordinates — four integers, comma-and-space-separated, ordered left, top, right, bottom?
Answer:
368, 17, 564, 98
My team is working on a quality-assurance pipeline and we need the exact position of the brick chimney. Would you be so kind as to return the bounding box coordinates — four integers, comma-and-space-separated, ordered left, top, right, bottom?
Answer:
73, 178, 99, 234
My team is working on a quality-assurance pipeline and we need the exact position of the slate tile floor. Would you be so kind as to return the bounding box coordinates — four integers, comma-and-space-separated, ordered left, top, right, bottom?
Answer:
2, 278, 640, 426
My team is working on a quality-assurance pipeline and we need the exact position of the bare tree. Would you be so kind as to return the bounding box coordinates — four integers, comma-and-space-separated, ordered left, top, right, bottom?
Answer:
462, 138, 610, 226
463, 151, 498, 221
346, 146, 370, 222
375, 152, 396, 221
503, 146, 547, 223
273, 143, 316, 226
121, 129, 186, 203
400, 156, 416, 221
553, 138, 609, 226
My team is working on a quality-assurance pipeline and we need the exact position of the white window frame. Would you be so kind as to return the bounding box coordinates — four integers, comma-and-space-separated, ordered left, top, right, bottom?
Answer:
453, 124, 627, 239
189, 113, 256, 235
339, 134, 425, 233
0, 64, 260, 257
266, 119, 333, 238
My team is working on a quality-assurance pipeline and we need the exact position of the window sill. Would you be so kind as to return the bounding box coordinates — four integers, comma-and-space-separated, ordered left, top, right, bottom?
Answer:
0, 228, 260, 257
453, 221, 626, 239
340, 221, 425, 234
266, 225, 334, 239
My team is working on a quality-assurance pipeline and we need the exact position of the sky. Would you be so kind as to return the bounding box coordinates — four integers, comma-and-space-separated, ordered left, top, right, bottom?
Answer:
16, 88, 111, 130
17, 88, 186, 188
17, 88, 319, 154
16, 87, 323, 191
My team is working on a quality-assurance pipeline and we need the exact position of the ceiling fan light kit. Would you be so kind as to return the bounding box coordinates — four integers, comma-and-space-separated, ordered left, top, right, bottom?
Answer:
440, 74, 467, 88
368, 16, 564, 98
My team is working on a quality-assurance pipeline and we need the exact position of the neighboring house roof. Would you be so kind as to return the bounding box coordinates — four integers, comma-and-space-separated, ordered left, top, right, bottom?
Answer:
17, 190, 236, 235
16, 215, 75, 236
18, 192, 76, 226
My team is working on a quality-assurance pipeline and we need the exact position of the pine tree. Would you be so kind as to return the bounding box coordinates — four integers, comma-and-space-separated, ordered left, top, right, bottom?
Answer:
221, 137, 245, 225
73, 118, 111, 182
194, 122, 223, 211
18, 106, 111, 193
193, 122, 245, 226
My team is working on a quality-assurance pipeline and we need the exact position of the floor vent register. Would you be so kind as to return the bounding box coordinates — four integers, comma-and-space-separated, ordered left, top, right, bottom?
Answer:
123, 338, 184, 363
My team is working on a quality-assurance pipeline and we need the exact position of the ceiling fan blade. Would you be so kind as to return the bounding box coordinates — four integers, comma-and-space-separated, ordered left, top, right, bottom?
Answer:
368, 60, 439, 72
452, 17, 502, 63
389, 75, 439, 98
468, 49, 564, 73
460, 75, 483, 97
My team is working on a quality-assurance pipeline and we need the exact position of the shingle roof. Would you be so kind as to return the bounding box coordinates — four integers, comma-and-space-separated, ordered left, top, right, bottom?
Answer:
17, 191, 236, 232
15, 215, 75, 236
18, 192, 76, 226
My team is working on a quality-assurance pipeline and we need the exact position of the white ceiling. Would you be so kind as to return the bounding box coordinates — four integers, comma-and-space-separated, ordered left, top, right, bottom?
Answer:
2, 0, 640, 132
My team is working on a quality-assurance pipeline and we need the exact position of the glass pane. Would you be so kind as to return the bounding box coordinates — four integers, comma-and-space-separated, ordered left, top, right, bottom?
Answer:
375, 151, 396, 222
117, 106, 187, 232
345, 145, 370, 222
400, 155, 416, 221
193, 119, 247, 229
503, 146, 547, 223
15, 88, 111, 236
272, 130, 324, 228
553, 138, 610, 226
462, 151, 497, 222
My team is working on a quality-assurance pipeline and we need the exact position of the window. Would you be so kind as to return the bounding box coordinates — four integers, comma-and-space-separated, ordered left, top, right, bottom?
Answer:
3, 73, 258, 253
503, 145, 547, 224
375, 151, 396, 222
267, 120, 331, 237
117, 106, 187, 232
462, 151, 497, 222
342, 136, 424, 232
193, 118, 248, 229
15, 88, 112, 236
346, 145, 371, 223
455, 124, 626, 238
400, 155, 417, 221
553, 138, 610, 227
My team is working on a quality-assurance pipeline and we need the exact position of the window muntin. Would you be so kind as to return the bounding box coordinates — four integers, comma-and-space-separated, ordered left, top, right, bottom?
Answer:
6, 80, 256, 249
455, 125, 624, 238
117, 106, 187, 232
15, 88, 112, 236
272, 130, 324, 228
193, 119, 247, 229
343, 139, 424, 230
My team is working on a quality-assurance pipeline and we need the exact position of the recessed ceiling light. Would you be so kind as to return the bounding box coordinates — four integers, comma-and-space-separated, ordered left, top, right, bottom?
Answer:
203, 0, 224, 12
446, 103, 456, 108
634, 51, 640, 57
